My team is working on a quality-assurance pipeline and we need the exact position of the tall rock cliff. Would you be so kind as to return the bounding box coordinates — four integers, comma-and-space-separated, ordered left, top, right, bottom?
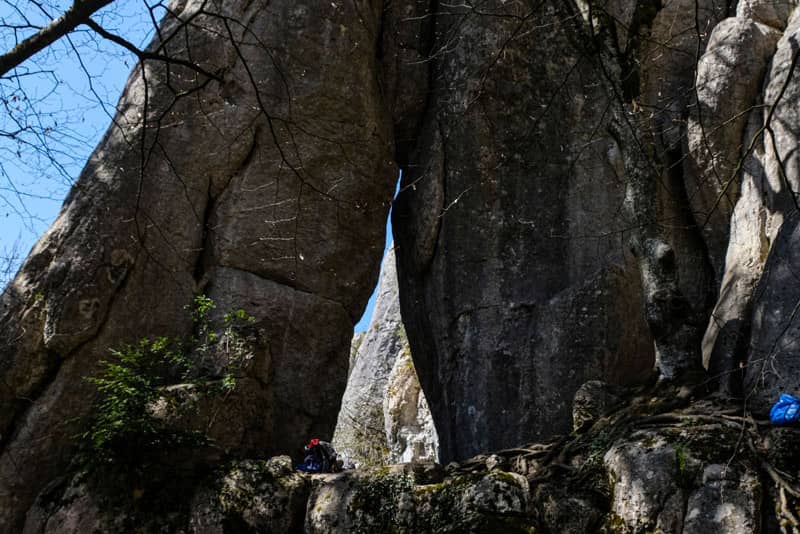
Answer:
390, 0, 715, 461
0, 0, 396, 529
333, 246, 438, 466
6, 0, 800, 528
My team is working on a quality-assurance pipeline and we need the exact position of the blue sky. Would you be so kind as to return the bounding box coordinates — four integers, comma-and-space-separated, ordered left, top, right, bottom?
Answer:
0, 0, 387, 332
0, 0, 154, 275
355, 193, 396, 332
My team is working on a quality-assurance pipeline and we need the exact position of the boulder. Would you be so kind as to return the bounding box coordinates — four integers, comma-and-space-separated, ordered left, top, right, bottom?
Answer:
573, 380, 623, 431
682, 464, 761, 534
605, 434, 687, 533
304, 465, 531, 533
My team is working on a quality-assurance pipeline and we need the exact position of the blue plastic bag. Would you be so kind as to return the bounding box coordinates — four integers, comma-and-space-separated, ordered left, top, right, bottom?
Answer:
770, 393, 800, 425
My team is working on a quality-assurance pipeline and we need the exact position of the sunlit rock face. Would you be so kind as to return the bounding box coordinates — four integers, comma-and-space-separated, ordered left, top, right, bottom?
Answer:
333, 247, 438, 467
705, 5, 800, 402
0, 0, 396, 528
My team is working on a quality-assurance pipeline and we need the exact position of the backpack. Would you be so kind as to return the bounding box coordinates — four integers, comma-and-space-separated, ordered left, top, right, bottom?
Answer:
316, 440, 341, 473
297, 438, 342, 473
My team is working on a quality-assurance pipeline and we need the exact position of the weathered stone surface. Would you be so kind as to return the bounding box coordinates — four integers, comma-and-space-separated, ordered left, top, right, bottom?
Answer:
383, 347, 439, 464
23, 476, 106, 534
757, 7, 800, 205
638, 0, 724, 378
349, 332, 365, 377
601, 409, 765, 534
188, 457, 309, 533
305, 465, 531, 533
333, 247, 438, 467
381, 0, 435, 166
572, 380, 623, 431
533, 482, 604, 534
639, 0, 725, 155
17, 395, 781, 534
709, 8, 800, 398
0, 0, 396, 528
393, 1, 654, 461
22, 457, 309, 534
605, 434, 686, 533
687, 17, 781, 276
207, 267, 354, 456
702, 93, 776, 393
738, 0, 797, 29
682, 464, 761, 534
744, 212, 800, 411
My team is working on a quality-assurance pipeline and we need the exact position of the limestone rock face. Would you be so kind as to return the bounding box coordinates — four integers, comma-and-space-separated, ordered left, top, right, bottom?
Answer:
682, 464, 761, 534
706, 6, 800, 399
738, 0, 798, 29
0, 0, 395, 528
383, 348, 439, 464
393, 0, 654, 463
333, 247, 438, 466
687, 16, 781, 276
605, 435, 687, 533
12, 0, 800, 526
744, 212, 800, 411
604, 425, 762, 534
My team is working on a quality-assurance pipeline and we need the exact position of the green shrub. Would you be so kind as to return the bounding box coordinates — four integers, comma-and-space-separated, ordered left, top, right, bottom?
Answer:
81, 295, 256, 467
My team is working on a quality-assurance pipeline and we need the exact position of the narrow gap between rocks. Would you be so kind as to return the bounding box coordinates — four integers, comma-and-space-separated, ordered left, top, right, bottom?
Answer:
354, 170, 402, 334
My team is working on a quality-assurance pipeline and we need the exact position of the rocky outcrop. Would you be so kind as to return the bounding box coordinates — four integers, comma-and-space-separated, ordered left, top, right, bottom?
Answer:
705, 5, 800, 400
23, 458, 534, 533
0, 0, 396, 528
20, 387, 796, 534
687, 16, 781, 276
333, 247, 438, 467
10, 0, 800, 526
383, 347, 438, 464
605, 430, 761, 534
745, 212, 800, 411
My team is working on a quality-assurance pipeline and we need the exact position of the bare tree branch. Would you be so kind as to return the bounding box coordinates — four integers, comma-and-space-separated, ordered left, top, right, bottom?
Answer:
0, 0, 113, 78
84, 18, 223, 82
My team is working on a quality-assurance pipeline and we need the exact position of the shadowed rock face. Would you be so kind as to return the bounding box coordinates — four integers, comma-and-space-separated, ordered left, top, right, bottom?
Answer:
392, 0, 657, 461
0, 0, 395, 528
687, 17, 781, 277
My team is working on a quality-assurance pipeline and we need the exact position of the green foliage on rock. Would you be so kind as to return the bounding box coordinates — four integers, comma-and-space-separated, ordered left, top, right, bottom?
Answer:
82, 335, 202, 465
80, 295, 256, 468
